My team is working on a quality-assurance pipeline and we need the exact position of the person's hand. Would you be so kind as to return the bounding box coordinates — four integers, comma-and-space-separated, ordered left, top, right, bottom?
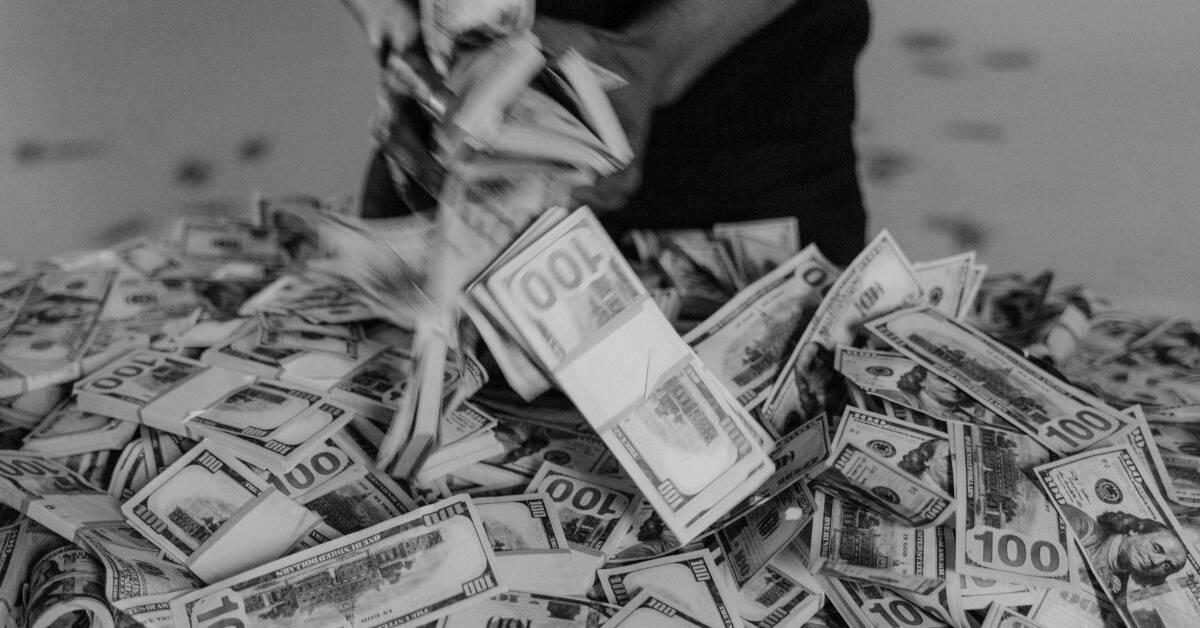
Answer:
340, 0, 421, 63
533, 16, 666, 214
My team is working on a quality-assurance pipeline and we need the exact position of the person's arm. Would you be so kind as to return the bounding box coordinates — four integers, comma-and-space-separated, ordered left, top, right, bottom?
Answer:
534, 0, 803, 211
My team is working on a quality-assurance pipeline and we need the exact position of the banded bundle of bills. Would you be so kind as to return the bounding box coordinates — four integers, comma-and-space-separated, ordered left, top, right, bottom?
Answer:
120, 440, 321, 582
471, 208, 775, 544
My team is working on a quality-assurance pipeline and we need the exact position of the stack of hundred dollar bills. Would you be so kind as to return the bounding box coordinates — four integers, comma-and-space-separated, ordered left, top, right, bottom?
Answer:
0, 5, 1199, 628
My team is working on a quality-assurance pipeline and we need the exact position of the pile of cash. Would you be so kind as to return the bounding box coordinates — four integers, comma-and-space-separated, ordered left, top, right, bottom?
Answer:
0, 192, 1197, 628
0, 2, 1197, 628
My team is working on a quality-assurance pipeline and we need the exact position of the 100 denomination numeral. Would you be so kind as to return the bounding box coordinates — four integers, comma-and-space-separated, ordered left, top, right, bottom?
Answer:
541, 477, 627, 518
1041, 409, 1116, 451
516, 234, 607, 313
971, 529, 1062, 573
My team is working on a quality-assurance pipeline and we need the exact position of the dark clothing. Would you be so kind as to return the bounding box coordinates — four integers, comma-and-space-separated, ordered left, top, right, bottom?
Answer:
365, 0, 870, 265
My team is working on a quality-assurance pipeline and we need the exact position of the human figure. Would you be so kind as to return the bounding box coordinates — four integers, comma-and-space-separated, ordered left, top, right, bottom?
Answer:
342, 0, 870, 265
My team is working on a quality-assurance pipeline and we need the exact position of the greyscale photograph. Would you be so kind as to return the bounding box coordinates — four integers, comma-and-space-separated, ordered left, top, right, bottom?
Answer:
0, 1, 1197, 626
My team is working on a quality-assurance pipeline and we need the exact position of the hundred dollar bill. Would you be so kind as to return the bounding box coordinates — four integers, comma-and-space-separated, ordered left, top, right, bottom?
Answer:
277, 431, 416, 534
108, 437, 152, 501
0, 270, 115, 397
169, 495, 503, 628
0, 450, 122, 541
684, 245, 838, 408
260, 329, 361, 360
108, 237, 199, 279
809, 440, 953, 529
598, 549, 740, 628
656, 230, 741, 294
829, 407, 952, 494
121, 441, 319, 582
603, 589, 711, 627
239, 274, 375, 324
951, 422, 1077, 588
300, 466, 416, 536
735, 547, 823, 628
76, 522, 204, 616
259, 435, 367, 502
867, 306, 1128, 454
609, 501, 683, 564
526, 462, 639, 557
0, 521, 19, 626
808, 490, 947, 594
717, 414, 829, 527
913, 252, 976, 319
604, 589, 711, 627
185, 381, 359, 473
1026, 586, 1122, 628
259, 312, 359, 339
1035, 445, 1200, 628
485, 208, 647, 371
474, 493, 578, 594
164, 214, 285, 267
1162, 454, 1200, 507
835, 346, 1016, 430
816, 575, 950, 628
711, 482, 814, 587
980, 606, 1052, 628
763, 231, 925, 438
25, 541, 115, 628
713, 216, 802, 286
439, 590, 618, 628
22, 397, 138, 457
74, 350, 252, 436
0, 383, 69, 428
467, 419, 613, 481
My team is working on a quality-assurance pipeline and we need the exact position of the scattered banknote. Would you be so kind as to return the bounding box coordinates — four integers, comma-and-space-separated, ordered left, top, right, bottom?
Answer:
979, 605, 1052, 628
808, 490, 948, 595
835, 346, 1015, 430
474, 493, 577, 594
76, 522, 204, 622
685, 245, 838, 408
763, 231, 925, 438
1036, 445, 1200, 628
0, 449, 122, 540
951, 422, 1078, 589
168, 495, 503, 628
1025, 586, 1121, 627
713, 216, 802, 286
809, 438, 954, 529
438, 590, 618, 628
913, 253, 976, 320
21, 397, 138, 457
120, 440, 319, 582
25, 541, 116, 628
0, 270, 116, 397
735, 546, 824, 628
527, 462, 639, 558
868, 305, 1128, 454
598, 548, 740, 628
711, 480, 813, 588
185, 380, 360, 473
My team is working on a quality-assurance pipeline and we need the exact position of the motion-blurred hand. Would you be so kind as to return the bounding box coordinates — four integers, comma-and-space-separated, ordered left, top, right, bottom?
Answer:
340, 0, 421, 62
533, 16, 665, 214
